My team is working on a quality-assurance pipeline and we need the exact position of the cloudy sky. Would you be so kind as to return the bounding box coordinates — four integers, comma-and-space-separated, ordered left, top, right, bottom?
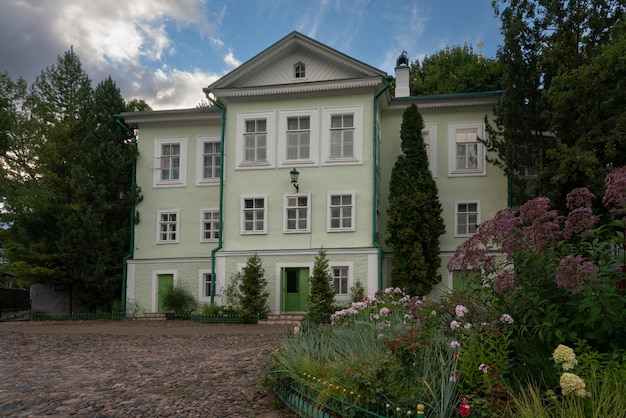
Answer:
0, 0, 503, 110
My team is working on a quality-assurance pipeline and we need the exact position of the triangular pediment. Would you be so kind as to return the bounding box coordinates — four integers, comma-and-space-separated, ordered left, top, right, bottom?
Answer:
206, 32, 387, 95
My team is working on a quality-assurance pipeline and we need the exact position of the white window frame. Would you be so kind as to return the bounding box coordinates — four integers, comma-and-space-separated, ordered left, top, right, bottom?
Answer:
422, 124, 437, 177
200, 209, 220, 243
294, 62, 306, 79
236, 111, 275, 169
321, 106, 363, 165
455, 201, 481, 237
198, 269, 216, 303
241, 195, 267, 234
328, 261, 353, 301
278, 109, 319, 166
283, 193, 311, 233
156, 210, 180, 244
327, 192, 355, 232
196, 136, 222, 185
154, 137, 187, 187
448, 122, 486, 176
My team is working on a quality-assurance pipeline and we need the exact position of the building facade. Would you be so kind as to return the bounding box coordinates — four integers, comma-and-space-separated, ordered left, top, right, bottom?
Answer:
120, 32, 507, 315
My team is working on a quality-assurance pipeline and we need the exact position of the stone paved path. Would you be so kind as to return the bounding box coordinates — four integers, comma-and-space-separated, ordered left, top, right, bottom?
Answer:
0, 320, 298, 417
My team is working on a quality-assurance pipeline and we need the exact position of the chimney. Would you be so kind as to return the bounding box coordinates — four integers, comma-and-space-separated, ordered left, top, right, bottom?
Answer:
395, 51, 410, 98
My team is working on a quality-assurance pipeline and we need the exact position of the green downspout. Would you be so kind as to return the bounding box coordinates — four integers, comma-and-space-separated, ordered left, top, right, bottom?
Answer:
373, 76, 394, 291
202, 89, 226, 305
114, 114, 137, 313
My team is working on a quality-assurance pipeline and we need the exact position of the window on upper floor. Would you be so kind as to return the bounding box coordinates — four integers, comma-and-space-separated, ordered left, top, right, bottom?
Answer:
455, 201, 480, 236
197, 137, 221, 184
201, 209, 220, 242
236, 112, 275, 169
157, 210, 179, 243
241, 196, 266, 234
328, 192, 355, 232
245, 119, 267, 162
322, 106, 363, 165
422, 124, 437, 176
448, 123, 486, 176
279, 109, 318, 166
284, 194, 310, 233
154, 137, 187, 187
294, 62, 306, 79
287, 116, 310, 160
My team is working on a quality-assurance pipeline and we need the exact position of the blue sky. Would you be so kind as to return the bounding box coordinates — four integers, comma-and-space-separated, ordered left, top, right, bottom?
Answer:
0, 0, 503, 110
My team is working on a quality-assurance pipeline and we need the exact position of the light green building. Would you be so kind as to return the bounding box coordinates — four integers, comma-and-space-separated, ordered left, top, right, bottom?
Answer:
120, 32, 506, 316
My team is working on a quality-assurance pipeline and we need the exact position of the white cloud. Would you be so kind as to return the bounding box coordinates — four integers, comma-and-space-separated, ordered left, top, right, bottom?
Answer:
223, 49, 241, 69
131, 68, 220, 110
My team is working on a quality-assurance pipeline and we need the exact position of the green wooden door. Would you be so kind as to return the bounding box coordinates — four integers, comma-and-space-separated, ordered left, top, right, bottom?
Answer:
157, 274, 174, 312
283, 268, 309, 312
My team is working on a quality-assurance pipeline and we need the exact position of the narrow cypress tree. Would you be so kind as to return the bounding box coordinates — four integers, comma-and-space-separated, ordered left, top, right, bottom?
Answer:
386, 104, 445, 296
239, 254, 270, 321
305, 249, 335, 324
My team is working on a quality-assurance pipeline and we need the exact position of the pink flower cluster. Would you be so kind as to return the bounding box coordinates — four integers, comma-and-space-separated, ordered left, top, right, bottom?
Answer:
602, 166, 626, 214
556, 255, 597, 293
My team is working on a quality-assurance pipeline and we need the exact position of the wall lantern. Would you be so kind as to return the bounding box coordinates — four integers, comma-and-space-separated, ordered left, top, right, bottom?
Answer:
290, 168, 300, 193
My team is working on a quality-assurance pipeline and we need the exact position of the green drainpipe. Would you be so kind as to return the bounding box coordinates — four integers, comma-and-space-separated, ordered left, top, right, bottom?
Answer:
202, 88, 226, 305
114, 114, 137, 313
373, 76, 394, 291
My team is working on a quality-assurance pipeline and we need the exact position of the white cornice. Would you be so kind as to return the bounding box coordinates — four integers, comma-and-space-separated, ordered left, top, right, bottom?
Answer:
215, 77, 382, 98
121, 109, 221, 125
386, 95, 501, 112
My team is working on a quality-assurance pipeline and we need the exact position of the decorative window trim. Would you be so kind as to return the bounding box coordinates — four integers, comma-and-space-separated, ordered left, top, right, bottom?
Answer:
278, 109, 319, 167
200, 209, 220, 243
235, 111, 275, 169
454, 201, 481, 237
196, 136, 222, 185
153, 137, 187, 187
283, 193, 311, 233
448, 122, 486, 177
241, 195, 267, 235
321, 106, 363, 165
328, 262, 354, 300
156, 210, 180, 244
198, 269, 216, 303
327, 192, 356, 232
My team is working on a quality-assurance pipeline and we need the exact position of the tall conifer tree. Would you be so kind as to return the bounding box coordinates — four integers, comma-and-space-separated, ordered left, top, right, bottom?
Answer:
386, 104, 445, 296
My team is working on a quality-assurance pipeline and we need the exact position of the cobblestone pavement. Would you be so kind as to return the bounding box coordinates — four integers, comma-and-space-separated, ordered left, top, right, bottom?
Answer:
0, 320, 298, 417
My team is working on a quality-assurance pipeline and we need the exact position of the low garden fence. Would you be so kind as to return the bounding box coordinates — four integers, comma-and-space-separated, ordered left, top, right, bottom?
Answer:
276, 379, 425, 418
30, 312, 132, 321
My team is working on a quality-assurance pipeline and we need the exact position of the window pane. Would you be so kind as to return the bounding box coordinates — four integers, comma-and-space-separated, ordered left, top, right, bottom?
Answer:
257, 119, 266, 132
331, 115, 342, 128
343, 114, 353, 127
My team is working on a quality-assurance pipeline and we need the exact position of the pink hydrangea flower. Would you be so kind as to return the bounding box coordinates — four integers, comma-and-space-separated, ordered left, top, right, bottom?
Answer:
380, 307, 390, 317
500, 314, 514, 324
455, 305, 469, 317
450, 320, 461, 330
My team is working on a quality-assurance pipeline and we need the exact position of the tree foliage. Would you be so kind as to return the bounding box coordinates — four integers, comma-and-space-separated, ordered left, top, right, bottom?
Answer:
306, 249, 336, 324
409, 45, 503, 95
386, 104, 445, 296
0, 49, 140, 312
485, 0, 626, 210
238, 254, 270, 321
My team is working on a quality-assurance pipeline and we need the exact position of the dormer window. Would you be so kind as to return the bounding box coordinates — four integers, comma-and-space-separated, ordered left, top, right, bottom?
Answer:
294, 62, 305, 79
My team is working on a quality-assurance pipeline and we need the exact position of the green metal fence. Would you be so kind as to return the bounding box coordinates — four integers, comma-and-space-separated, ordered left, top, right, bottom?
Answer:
30, 312, 132, 321
276, 379, 425, 418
